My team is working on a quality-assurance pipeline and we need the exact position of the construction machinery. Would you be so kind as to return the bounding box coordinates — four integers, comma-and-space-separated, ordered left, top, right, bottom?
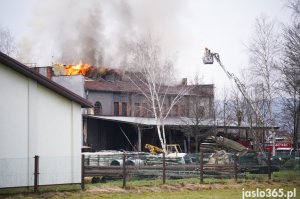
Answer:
145, 144, 183, 154
144, 144, 191, 165
145, 144, 164, 154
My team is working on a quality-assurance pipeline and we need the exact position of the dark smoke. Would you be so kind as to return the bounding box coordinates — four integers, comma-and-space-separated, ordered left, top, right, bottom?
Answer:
21, 0, 184, 67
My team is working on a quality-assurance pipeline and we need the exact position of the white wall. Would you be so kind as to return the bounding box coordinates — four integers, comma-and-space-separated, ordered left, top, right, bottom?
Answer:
52, 75, 85, 97
0, 63, 82, 188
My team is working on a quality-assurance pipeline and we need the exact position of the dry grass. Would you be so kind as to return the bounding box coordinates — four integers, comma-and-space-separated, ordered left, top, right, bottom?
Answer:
1, 171, 300, 198
2, 181, 299, 199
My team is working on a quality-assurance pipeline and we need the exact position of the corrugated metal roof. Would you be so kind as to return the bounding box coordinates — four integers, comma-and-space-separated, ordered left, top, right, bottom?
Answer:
85, 115, 212, 126
0, 52, 93, 108
84, 115, 279, 129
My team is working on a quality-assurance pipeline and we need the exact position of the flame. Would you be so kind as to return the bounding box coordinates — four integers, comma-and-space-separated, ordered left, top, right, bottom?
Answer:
64, 61, 90, 75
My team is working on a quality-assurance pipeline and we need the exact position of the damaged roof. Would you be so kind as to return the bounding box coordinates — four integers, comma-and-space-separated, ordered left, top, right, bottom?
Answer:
85, 80, 138, 93
0, 52, 93, 108
85, 80, 214, 96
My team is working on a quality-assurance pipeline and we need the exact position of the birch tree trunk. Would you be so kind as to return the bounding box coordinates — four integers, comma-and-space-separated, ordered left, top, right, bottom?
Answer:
123, 36, 190, 151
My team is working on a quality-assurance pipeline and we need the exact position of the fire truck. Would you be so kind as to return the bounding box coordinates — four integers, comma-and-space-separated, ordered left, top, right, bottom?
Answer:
265, 136, 293, 158
265, 137, 292, 152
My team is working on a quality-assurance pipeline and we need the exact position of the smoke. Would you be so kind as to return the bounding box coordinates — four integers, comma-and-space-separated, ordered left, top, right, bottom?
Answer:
21, 0, 185, 67
58, 1, 103, 66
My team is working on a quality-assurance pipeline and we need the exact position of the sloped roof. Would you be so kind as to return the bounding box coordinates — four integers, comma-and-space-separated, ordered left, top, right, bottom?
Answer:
85, 80, 214, 97
85, 115, 214, 126
0, 52, 92, 108
85, 80, 138, 93
84, 115, 279, 129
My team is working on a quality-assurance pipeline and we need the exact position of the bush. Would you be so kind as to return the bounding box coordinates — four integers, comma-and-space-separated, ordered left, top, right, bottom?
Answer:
282, 159, 300, 170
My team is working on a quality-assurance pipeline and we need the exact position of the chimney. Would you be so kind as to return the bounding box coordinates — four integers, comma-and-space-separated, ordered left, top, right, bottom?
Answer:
46, 66, 53, 79
31, 66, 53, 79
181, 78, 187, 86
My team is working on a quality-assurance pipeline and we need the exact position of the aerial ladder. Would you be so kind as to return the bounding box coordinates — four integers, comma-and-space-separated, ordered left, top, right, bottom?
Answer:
202, 48, 274, 155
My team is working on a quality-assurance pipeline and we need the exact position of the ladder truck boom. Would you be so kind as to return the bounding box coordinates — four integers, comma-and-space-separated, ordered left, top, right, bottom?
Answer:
202, 48, 265, 126
202, 48, 274, 155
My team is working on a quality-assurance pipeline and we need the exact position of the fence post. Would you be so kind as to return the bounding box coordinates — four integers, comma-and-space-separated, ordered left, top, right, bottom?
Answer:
81, 154, 85, 190
34, 155, 39, 193
163, 153, 166, 184
268, 151, 272, 180
234, 153, 237, 182
200, 152, 204, 184
122, 152, 126, 188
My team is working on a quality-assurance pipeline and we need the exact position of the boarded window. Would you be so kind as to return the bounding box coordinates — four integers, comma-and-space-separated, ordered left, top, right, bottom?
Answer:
114, 102, 119, 116
163, 104, 167, 116
199, 106, 205, 117
122, 102, 127, 116
94, 101, 102, 115
141, 103, 147, 117
180, 105, 186, 116
173, 105, 178, 116
135, 103, 140, 117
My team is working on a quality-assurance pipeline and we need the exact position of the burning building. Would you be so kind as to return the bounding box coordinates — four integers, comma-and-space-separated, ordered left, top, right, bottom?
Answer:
32, 62, 215, 152
32, 62, 277, 153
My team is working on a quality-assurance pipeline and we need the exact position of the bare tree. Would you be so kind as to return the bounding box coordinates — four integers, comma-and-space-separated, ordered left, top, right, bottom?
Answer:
124, 36, 189, 151
287, 0, 300, 20
280, 0, 300, 153
246, 15, 281, 127
0, 26, 16, 56
229, 85, 248, 126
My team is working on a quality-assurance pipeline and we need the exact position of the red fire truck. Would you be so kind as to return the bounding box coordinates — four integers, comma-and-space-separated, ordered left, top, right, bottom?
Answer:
265, 137, 293, 154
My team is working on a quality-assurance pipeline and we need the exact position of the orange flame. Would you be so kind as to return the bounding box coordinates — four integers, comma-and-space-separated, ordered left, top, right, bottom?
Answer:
64, 61, 90, 75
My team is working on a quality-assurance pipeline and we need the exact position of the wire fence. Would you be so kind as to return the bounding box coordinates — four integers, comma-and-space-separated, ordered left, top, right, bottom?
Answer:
82, 151, 300, 188
0, 152, 299, 193
0, 155, 81, 192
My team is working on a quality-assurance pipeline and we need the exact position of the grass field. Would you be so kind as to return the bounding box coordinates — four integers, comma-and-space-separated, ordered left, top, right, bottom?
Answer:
1, 171, 300, 199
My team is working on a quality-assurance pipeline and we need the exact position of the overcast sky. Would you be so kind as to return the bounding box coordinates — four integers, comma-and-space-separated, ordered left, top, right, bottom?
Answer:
0, 0, 292, 98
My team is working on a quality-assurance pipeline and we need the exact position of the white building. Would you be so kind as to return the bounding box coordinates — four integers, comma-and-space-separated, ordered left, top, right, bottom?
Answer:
0, 52, 92, 188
